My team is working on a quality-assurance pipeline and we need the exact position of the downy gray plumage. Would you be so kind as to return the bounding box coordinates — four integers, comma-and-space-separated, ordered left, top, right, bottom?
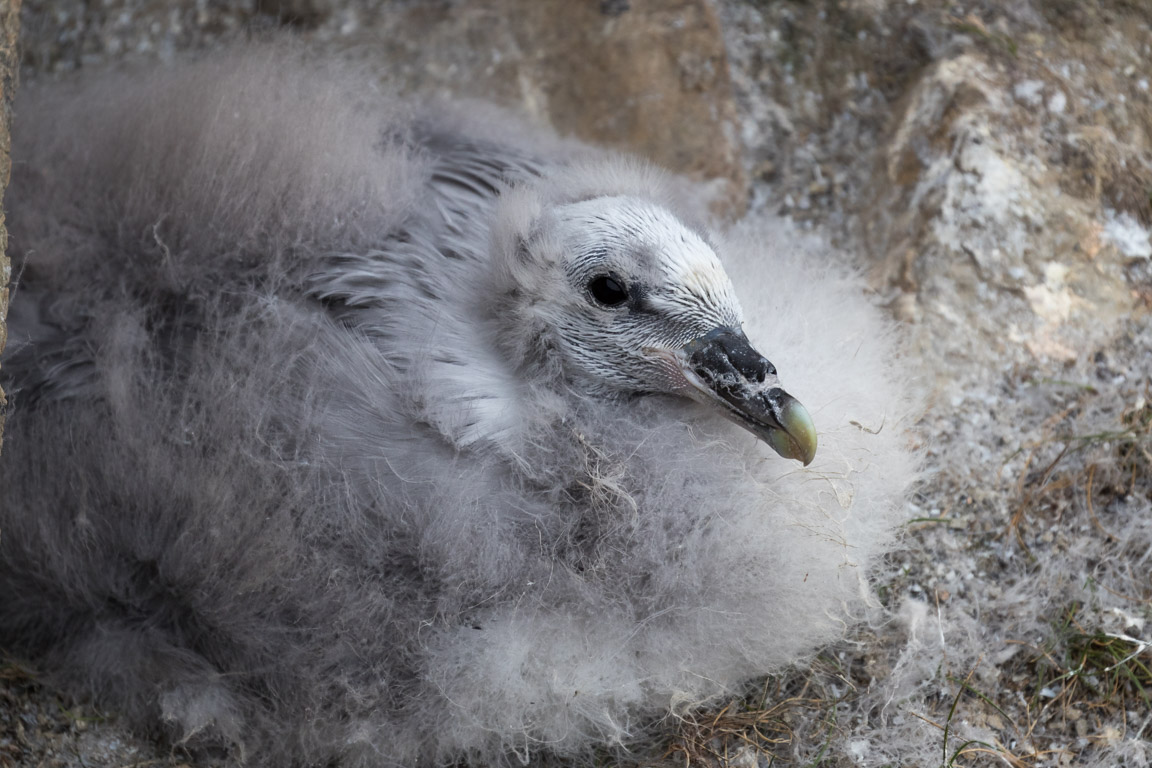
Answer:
0, 46, 917, 767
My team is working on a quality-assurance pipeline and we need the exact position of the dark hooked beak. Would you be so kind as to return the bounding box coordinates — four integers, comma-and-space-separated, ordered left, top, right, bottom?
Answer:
679, 326, 817, 465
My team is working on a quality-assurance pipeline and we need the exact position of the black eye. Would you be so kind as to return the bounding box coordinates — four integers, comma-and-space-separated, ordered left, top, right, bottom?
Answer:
587, 274, 629, 307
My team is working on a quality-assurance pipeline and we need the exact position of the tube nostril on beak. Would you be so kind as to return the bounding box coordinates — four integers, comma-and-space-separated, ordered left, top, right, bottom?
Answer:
734, 348, 772, 384
690, 327, 777, 385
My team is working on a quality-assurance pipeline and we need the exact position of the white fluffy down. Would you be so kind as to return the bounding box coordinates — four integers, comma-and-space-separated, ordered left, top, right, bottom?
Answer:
0, 47, 917, 767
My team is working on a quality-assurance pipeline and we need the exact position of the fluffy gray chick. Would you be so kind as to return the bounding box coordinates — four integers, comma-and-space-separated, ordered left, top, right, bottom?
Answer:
0, 48, 915, 768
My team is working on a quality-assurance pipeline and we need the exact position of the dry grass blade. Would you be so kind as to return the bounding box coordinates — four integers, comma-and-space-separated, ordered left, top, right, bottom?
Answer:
662, 696, 822, 768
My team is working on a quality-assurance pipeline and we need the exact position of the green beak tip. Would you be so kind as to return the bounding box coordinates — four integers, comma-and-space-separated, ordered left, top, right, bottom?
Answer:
767, 400, 817, 466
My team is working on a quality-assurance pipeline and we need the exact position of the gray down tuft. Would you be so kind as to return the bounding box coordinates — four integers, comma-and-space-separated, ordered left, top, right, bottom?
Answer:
0, 46, 918, 767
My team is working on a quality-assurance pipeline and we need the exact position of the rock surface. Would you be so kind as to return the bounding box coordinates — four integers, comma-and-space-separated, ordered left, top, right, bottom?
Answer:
343, 0, 748, 214
4, 0, 1152, 766
0, 0, 18, 455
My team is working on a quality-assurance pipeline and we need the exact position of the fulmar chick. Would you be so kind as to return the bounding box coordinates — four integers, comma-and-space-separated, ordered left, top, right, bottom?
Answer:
0, 48, 916, 767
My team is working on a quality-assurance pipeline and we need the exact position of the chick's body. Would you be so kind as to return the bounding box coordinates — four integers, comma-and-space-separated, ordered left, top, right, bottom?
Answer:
0, 48, 916, 767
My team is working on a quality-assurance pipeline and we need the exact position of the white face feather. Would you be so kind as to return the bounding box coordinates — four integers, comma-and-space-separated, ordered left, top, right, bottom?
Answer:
526, 196, 746, 395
